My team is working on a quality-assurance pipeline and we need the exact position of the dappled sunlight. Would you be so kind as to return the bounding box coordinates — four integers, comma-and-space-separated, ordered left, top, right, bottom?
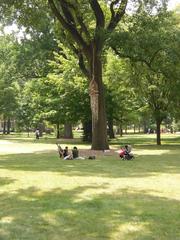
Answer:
0, 216, 14, 224
134, 149, 170, 156
111, 222, 149, 240
0, 142, 56, 155
1, 166, 179, 202
0, 140, 13, 145
73, 174, 180, 202
0, 137, 179, 239
0, 139, 92, 155
41, 213, 61, 227
0, 186, 179, 240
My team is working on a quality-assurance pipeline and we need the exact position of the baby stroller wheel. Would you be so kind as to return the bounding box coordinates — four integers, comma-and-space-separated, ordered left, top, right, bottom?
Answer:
125, 154, 134, 160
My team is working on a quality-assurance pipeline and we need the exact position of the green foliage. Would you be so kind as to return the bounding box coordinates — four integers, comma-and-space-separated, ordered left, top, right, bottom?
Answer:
104, 50, 141, 127
0, 0, 179, 140
0, 34, 20, 118
109, 8, 180, 127
15, 33, 57, 84
15, 82, 36, 131
25, 43, 91, 127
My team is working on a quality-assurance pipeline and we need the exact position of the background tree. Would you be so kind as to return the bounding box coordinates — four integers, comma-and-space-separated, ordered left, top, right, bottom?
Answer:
0, 34, 20, 134
0, 0, 131, 149
104, 50, 138, 137
109, 8, 180, 145
24, 43, 91, 139
16, 83, 36, 136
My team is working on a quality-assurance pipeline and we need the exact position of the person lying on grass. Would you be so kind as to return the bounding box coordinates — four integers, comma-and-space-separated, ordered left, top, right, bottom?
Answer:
57, 144, 93, 160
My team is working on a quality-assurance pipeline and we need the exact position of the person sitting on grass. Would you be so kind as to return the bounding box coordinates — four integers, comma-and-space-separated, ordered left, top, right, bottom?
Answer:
63, 146, 73, 160
72, 146, 85, 160
56, 143, 63, 158
119, 145, 134, 160
72, 146, 79, 159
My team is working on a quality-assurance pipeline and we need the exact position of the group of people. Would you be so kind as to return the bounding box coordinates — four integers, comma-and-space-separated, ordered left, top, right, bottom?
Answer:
57, 143, 134, 160
57, 144, 84, 160
119, 145, 134, 160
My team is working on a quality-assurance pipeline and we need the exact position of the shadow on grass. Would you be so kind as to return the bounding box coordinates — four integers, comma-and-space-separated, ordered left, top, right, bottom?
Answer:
110, 135, 180, 146
0, 177, 16, 186
0, 186, 179, 240
0, 135, 86, 145
0, 147, 179, 178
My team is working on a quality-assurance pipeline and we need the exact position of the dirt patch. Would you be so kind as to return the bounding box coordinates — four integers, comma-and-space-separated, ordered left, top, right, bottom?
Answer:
78, 149, 118, 158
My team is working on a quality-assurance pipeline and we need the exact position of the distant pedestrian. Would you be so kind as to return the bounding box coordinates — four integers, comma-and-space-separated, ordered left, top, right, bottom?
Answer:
35, 129, 40, 139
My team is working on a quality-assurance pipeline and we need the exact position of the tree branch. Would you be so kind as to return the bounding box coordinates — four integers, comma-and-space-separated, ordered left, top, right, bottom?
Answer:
110, 0, 120, 19
112, 47, 169, 79
70, 44, 90, 79
48, 0, 90, 58
107, 0, 128, 31
59, 0, 91, 40
78, 53, 91, 79
76, 15, 91, 40
89, 0, 105, 29
149, 48, 163, 66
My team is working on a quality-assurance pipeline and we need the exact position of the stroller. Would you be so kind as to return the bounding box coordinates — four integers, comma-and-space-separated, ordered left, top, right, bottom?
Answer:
119, 145, 134, 160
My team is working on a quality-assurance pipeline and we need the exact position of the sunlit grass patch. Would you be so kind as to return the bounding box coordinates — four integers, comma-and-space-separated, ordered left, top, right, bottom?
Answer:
0, 134, 180, 239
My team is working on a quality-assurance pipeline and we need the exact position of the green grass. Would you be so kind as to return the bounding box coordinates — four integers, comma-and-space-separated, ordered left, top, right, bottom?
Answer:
0, 134, 180, 240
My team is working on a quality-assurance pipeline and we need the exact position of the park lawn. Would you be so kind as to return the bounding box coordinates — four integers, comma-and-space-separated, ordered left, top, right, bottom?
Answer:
0, 135, 180, 240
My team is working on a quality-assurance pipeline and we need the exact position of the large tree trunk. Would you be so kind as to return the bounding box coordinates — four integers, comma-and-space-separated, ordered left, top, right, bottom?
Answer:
143, 121, 147, 133
117, 124, 123, 137
3, 118, 6, 134
48, 0, 127, 150
64, 123, 73, 139
56, 123, 60, 139
156, 118, 161, 145
7, 118, 11, 134
83, 120, 92, 142
89, 48, 109, 150
133, 125, 136, 134
108, 119, 115, 139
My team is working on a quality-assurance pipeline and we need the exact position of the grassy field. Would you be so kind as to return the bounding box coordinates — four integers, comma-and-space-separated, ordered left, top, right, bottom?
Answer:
0, 133, 180, 240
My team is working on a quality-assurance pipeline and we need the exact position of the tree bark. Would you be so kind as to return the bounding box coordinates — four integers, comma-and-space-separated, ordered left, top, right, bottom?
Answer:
108, 118, 115, 139
143, 121, 147, 133
64, 123, 73, 139
156, 118, 161, 145
3, 119, 6, 134
133, 125, 136, 134
120, 127, 123, 137
7, 118, 11, 134
89, 48, 109, 150
83, 120, 92, 142
48, 0, 127, 150
118, 124, 123, 137
56, 123, 60, 139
